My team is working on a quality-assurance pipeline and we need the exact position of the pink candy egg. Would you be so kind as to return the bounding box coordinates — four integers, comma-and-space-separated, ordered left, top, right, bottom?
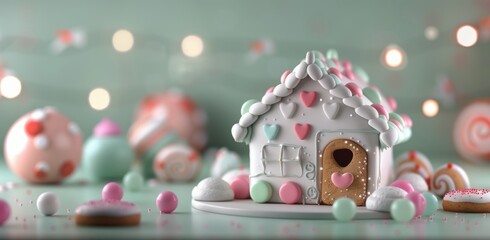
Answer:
156, 191, 178, 214
391, 180, 415, 193
102, 182, 123, 201
405, 191, 426, 217
4, 107, 83, 184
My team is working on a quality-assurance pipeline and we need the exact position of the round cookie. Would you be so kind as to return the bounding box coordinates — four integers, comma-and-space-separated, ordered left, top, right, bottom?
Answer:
75, 200, 141, 226
443, 189, 490, 213
431, 163, 470, 198
395, 150, 433, 186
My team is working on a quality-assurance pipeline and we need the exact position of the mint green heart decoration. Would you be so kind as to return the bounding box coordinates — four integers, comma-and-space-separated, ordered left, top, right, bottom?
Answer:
263, 124, 280, 140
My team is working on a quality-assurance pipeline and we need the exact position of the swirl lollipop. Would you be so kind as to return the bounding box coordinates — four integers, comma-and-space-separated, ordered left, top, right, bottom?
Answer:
453, 99, 490, 163
153, 144, 201, 182
430, 163, 470, 198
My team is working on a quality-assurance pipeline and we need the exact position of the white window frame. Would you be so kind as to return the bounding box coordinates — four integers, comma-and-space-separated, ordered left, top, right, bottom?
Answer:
261, 143, 303, 177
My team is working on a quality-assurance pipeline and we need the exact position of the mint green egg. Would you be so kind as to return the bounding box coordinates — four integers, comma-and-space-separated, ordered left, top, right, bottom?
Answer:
83, 137, 134, 181
123, 171, 144, 192
390, 199, 415, 222
422, 192, 438, 216
332, 198, 356, 221
325, 49, 339, 60
241, 99, 258, 115
363, 87, 382, 104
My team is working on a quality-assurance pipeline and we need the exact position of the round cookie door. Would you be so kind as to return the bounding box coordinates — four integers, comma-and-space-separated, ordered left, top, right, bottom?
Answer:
320, 139, 368, 206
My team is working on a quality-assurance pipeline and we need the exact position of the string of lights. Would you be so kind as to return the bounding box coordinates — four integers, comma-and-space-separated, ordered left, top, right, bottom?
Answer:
0, 17, 487, 116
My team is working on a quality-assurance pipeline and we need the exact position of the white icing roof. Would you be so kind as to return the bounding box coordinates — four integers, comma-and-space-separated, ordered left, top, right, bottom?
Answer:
231, 50, 412, 149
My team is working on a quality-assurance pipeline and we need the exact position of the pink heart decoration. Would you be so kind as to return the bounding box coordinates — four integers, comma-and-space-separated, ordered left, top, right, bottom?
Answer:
300, 91, 317, 107
331, 172, 354, 189
294, 123, 311, 140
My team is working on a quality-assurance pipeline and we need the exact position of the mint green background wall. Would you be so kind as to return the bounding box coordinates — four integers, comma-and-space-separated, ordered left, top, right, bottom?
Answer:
0, 0, 488, 159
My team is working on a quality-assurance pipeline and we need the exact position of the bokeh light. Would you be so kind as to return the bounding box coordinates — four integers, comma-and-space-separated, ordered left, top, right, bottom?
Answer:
456, 25, 478, 47
422, 99, 439, 118
424, 26, 439, 40
112, 29, 134, 52
381, 45, 406, 70
0, 75, 22, 99
181, 35, 203, 57
88, 88, 111, 110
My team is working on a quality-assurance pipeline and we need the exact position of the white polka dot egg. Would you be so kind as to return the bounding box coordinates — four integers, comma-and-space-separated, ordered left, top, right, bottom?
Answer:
3, 107, 83, 184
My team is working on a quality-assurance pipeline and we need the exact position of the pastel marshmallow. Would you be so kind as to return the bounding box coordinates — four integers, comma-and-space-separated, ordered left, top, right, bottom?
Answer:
192, 177, 234, 202
366, 186, 407, 212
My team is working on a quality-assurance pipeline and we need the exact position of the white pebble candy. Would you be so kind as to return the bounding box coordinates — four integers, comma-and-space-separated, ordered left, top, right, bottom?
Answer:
366, 186, 407, 212
36, 192, 59, 216
396, 172, 429, 192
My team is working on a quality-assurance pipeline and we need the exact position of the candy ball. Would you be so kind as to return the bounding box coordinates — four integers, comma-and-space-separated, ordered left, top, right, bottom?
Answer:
128, 91, 207, 178
123, 171, 144, 192
83, 119, 134, 181
102, 182, 123, 201
156, 191, 178, 214
36, 192, 59, 216
422, 192, 439, 216
4, 107, 83, 184
405, 191, 426, 217
332, 197, 356, 221
391, 180, 415, 193
0, 199, 10, 225
390, 199, 415, 222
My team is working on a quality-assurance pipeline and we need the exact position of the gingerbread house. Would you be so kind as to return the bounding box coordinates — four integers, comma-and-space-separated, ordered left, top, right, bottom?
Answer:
231, 50, 413, 206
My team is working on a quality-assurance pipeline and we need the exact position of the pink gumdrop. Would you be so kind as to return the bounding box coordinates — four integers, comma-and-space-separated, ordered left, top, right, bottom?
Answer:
230, 178, 250, 199
391, 180, 414, 193
102, 182, 123, 201
327, 67, 342, 78
266, 86, 274, 94
371, 104, 388, 118
387, 97, 398, 111
390, 119, 403, 130
345, 83, 363, 97
156, 191, 178, 214
281, 70, 292, 84
0, 199, 10, 225
405, 191, 426, 217
401, 114, 413, 128
279, 182, 302, 204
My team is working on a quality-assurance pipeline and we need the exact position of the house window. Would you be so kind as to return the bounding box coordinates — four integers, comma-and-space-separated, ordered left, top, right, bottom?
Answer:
261, 143, 303, 177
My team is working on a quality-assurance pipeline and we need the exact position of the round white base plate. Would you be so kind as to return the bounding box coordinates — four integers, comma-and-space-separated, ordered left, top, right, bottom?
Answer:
192, 199, 391, 219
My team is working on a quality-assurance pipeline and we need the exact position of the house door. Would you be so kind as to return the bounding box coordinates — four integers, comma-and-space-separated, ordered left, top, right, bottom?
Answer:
320, 139, 368, 206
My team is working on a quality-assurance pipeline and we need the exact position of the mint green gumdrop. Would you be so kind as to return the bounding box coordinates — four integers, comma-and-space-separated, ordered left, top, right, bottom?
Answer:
332, 197, 357, 221
123, 171, 144, 192
353, 66, 370, 82
251, 181, 272, 203
362, 87, 382, 104
241, 99, 258, 115
325, 49, 339, 60
389, 112, 406, 127
390, 199, 415, 222
422, 192, 438, 216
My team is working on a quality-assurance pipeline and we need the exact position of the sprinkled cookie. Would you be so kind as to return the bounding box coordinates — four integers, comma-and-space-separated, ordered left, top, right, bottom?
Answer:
443, 189, 490, 213
75, 200, 141, 226
431, 163, 470, 198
